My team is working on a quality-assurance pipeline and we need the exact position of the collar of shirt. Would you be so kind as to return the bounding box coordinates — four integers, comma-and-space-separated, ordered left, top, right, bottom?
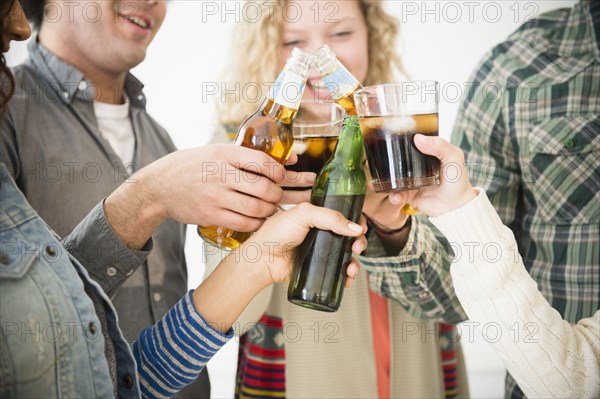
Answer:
558, 0, 600, 62
27, 36, 148, 108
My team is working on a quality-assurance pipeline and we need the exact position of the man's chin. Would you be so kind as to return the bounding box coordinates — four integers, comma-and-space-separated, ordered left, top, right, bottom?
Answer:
120, 51, 147, 71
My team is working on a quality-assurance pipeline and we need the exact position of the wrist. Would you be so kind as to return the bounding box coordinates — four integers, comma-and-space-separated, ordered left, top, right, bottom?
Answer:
234, 239, 275, 289
460, 189, 479, 209
363, 213, 412, 256
104, 169, 166, 249
363, 212, 411, 237
436, 188, 479, 217
133, 167, 169, 226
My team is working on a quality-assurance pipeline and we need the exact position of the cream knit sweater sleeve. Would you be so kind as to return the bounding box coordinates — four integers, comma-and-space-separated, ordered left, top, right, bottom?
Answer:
430, 189, 600, 399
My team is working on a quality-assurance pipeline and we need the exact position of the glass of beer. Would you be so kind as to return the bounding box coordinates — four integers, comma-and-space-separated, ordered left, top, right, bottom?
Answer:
354, 81, 440, 192
287, 100, 346, 175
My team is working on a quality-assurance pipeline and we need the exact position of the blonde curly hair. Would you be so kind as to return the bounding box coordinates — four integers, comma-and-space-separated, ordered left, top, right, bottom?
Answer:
217, 0, 406, 125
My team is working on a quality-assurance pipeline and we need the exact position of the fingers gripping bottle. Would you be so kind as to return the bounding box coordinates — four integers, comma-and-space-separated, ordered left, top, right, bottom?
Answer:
288, 116, 366, 312
198, 48, 316, 251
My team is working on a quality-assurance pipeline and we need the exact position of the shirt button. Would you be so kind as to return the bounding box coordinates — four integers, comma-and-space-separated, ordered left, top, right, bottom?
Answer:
62, 91, 70, 100
565, 138, 575, 148
137, 94, 144, 101
107, 266, 117, 277
78, 81, 88, 91
123, 374, 134, 389
88, 322, 97, 335
153, 293, 162, 302
45, 246, 57, 257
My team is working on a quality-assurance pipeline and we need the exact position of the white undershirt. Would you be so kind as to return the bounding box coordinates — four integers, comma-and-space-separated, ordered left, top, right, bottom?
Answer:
94, 100, 135, 170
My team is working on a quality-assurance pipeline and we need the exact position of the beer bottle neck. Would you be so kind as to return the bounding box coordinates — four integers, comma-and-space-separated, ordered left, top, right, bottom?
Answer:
331, 116, 364, 169
260, 98, 297, 124
288, 48, 315, 76
313, 116, 366, 197
323, 67, 361, 100
266, 70, 305, 123
266, 48, 313, 122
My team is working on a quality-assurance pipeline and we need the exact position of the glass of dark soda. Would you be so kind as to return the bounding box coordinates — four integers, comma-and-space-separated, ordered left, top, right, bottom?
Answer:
354, 81, 440, 192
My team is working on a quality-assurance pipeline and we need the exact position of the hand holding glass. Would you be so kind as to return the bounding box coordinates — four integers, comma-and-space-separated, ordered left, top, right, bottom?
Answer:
354, 81, 440, 193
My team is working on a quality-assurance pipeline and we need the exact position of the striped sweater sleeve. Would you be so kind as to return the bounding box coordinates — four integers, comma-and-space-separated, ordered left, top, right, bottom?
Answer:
430, 189, 600, 398
133, 290, 233, 398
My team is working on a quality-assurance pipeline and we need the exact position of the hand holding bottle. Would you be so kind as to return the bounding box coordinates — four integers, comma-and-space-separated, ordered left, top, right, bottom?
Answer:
199, 48, 316, 250
104, 144, 316, 250
288, 116, 367, 312
107, 144, 304, 232
193, 202, 367, 333
244, 203, 367, 287
388, 135, 477, 217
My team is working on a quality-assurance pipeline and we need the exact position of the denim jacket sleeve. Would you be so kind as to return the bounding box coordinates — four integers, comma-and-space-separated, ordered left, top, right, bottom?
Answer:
358, 215, 468, 324
62, 200, 152, 297
1, 164, 124, 398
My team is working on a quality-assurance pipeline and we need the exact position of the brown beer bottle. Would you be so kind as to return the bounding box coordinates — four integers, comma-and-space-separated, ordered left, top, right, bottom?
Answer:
314, 45, 362, 115
198, 48, 315, 251
288, 116, 366, 312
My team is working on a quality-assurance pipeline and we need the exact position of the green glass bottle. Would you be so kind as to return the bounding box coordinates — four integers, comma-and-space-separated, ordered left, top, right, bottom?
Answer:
288, 116, 366, 312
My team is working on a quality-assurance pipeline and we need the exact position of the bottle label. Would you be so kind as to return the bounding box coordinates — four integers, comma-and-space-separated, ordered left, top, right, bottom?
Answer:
269, 70, 306, 111
322, 65, 360, 100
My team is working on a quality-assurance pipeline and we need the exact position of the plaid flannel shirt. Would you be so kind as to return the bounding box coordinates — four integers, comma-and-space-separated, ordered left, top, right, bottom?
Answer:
358, 218, 467, 325
452, 0, 599, 325
360, 1, 599, 397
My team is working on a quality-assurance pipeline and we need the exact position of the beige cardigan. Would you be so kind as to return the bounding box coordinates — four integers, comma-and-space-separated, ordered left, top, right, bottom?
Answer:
431, 190, 599, 398
205, 248, 469, 398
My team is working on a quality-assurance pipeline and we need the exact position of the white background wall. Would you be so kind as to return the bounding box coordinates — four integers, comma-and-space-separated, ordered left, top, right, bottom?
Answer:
6, 1, 578, 398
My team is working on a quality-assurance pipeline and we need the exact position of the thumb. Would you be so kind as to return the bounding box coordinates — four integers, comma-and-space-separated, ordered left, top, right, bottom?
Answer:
294, 204, 364, 236
285, 152, 298, 166
388, 191, 410, 205
414, 134, 464, 166
413, 134, 446, 159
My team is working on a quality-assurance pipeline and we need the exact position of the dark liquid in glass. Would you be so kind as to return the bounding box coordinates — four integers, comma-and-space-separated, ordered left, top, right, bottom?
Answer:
360, 113, 440, 192
287, 136, 339, 174
286, 136, 338, 191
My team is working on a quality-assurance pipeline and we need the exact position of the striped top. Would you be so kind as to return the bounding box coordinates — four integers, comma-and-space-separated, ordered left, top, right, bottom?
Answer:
133, 291, 232, 398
